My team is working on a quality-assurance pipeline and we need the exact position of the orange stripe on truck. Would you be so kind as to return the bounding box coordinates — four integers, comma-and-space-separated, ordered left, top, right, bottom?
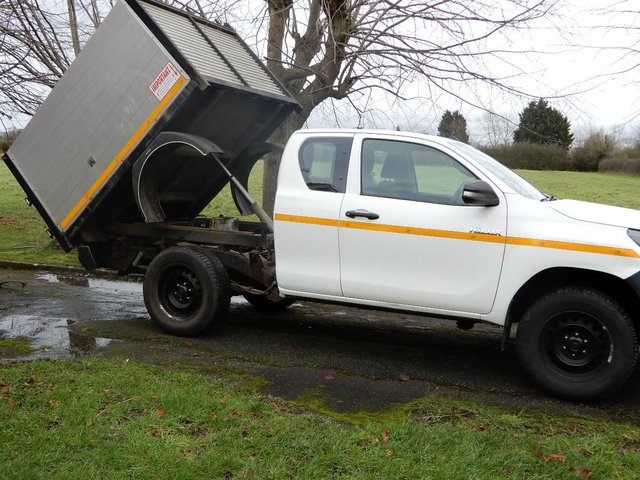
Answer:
60, 75, 187, 231
274, 213, 640, 258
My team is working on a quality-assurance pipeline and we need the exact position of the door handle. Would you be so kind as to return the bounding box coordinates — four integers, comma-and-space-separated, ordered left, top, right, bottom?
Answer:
345, 209, 379, 220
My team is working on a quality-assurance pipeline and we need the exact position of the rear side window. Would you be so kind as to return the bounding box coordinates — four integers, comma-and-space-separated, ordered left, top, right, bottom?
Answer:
299, 137, 352, 193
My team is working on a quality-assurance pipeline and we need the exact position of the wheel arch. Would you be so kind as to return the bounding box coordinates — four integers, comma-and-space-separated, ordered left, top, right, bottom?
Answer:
503, 267, 640, 348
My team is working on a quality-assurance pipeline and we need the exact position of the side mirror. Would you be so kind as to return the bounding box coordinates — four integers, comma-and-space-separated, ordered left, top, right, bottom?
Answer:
462, 180, 500, 207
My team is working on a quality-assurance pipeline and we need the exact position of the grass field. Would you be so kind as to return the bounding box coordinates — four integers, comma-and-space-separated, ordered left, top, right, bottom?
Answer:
1, 358, 639, 479
517, 170, 640, 211
2, 160, 640, 266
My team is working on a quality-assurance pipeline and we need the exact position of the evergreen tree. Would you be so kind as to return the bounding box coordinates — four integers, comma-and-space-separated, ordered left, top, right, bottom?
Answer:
513, 99, 574, 149
437, 110, 470, 143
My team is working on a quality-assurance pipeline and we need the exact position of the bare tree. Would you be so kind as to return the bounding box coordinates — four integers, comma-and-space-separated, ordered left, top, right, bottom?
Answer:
257, 0, 560, 211
481, 112, 516, 147
1, 0, 561, 212
0, 0, 112, 128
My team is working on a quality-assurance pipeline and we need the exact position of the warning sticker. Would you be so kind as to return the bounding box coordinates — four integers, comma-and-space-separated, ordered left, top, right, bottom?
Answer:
149, 63, 181, 101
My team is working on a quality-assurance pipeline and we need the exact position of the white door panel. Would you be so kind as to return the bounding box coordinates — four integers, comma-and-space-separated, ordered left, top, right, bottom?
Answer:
274, 193, 343, 296
340, 195, 506, 313
274, 134, 353, 296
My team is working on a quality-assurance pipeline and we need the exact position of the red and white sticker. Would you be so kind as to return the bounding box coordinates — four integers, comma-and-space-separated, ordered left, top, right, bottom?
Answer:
149, 63, 181, 101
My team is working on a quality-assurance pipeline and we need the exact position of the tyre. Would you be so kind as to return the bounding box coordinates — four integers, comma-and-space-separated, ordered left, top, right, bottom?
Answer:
143, 246, 230, 336
243, 293, 296, 311
516, 287, 638, 400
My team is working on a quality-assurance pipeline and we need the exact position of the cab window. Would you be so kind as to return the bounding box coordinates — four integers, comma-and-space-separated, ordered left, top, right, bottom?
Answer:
299, 137, 352, 193
361, 139, 477, 205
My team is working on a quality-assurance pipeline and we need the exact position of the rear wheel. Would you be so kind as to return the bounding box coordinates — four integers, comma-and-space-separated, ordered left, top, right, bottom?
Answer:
516, 287, 638, 400
243, 293, 296, 311
143, 246, 230, 336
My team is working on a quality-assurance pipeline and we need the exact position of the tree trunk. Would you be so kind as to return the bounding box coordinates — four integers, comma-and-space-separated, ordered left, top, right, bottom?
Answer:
262, 109, 309, 217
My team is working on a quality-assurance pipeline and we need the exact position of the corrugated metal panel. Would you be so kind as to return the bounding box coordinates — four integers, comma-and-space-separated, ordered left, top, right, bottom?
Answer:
199, 23, 286, 97
143, 2, 240, 86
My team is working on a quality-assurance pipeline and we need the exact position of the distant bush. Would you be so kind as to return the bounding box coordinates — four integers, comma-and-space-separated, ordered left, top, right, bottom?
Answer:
619, 140, 640, 160
0, 130, 19, 153
599, 158, 640, 176
571, 131, 617, 172
479, 142, 571, 170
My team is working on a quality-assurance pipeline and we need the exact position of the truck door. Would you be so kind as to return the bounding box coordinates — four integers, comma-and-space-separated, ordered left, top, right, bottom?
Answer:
274, 134, 353, 297
338, 135, 507, 315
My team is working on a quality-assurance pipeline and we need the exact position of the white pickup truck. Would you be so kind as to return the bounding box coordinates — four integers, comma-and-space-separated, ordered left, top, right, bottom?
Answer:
270, 129, 640, 401
5, 0, 640, 400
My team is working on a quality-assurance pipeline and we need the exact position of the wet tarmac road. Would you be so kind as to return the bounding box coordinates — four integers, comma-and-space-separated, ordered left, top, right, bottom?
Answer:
1, 267, 639, 420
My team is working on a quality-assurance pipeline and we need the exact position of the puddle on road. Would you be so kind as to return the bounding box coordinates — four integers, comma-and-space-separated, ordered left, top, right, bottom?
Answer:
0, 314, 113, 361
37, 272, 142, 294
35, 272, 249, 304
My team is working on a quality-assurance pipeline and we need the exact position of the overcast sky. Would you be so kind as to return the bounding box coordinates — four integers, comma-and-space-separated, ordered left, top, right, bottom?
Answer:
304, 0, 640, 145
10, 0, 640, 146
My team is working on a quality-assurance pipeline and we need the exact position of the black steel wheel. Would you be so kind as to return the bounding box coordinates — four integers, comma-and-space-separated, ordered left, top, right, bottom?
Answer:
516, 287, 638, 400
144, 247, 230, 336
243, 293, 296, 311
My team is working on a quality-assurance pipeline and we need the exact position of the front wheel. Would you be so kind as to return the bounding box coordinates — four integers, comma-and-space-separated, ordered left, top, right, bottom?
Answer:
516, 288, 638, 400
143, 246, 230, 336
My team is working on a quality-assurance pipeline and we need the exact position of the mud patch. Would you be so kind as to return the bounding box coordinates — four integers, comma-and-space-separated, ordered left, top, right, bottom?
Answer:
256, 365, 430, 422
0, 337, 32, 357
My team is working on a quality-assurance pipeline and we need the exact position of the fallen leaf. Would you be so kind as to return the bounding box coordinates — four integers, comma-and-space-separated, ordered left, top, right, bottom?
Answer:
370, 436, 380, 446
0, 384, 8, 391
26, 375, 36, 386
569, 468, 593, 479
223, 470, 234, 479
399, 375, 410, 381
324, 374, 335, 381
357, 440, 367, 450
47, 400, 61, 408
576, 447, 594, 457
385, 449, 394, 457
533, 441, 545, 460
155, 408, 165, 417
151, 395, 159, 403
545, 454, 566, 463
382, 431, 390, 443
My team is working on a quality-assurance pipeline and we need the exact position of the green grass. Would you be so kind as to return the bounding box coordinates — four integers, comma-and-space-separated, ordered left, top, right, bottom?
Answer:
3, 157, 640, 266
0, 162, 77, 265
1, 358, 639, 479
517, 170, 640, 210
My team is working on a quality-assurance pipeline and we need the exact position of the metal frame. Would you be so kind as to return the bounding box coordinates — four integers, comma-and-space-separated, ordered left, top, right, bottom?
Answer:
111, 222, 269, 249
